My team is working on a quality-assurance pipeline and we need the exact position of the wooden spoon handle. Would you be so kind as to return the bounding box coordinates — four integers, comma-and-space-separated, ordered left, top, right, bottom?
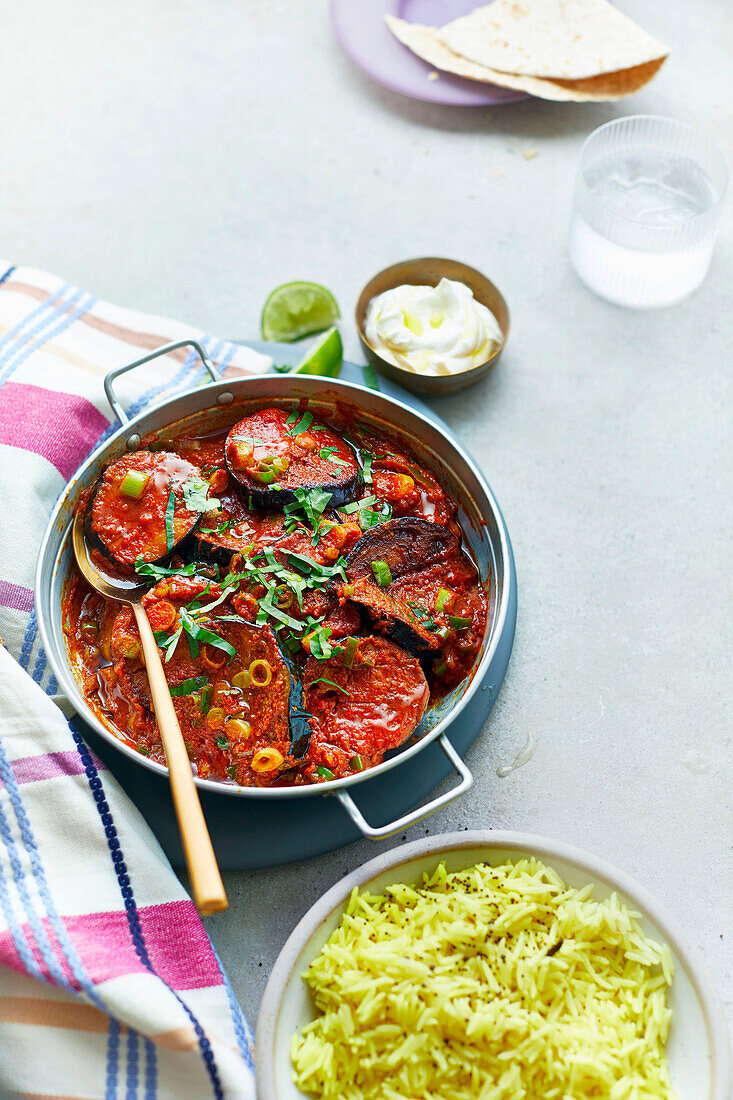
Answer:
132, 602, 228, 916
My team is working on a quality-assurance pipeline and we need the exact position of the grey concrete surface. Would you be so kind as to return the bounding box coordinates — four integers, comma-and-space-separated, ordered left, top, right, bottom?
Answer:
2, 0, 731, 1034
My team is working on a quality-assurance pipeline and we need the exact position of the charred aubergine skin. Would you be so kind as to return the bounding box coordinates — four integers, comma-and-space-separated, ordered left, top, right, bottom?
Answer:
344, 517, 465, 656
224, 407, 360, 510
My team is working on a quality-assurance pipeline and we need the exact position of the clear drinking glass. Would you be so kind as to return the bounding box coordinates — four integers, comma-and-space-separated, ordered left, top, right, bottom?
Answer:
569, 115, 728, 308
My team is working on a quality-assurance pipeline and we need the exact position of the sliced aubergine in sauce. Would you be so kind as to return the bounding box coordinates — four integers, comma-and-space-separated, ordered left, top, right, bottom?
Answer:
87, 450, 208, 572
343, 517, 463, 655
303, 635, 430, 764
224, 407, 360, 510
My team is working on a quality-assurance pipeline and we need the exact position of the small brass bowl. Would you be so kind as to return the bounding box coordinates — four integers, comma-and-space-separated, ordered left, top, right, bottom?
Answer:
355, 257, 510, 396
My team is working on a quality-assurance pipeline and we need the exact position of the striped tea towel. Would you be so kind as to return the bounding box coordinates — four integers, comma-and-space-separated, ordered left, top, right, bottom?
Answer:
0, 262, 272, 1099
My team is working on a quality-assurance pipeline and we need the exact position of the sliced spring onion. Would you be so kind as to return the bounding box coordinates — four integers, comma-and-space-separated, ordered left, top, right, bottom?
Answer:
448, 615, 472, 631
226, 764, 238, 780
252, 465, 278, 485
164, 490, 176, 551
226, 717, 251, 739
316, 766, 335, 780
206, 706, 225, 730
252, 748, 285, 773
370, 560, 392, 587
435, 587, 454, 613
119, 469, 150, 499
169, 675, 209, 697
248, 659, 272, 687
215, 735, 229, 749
199, 683, 213, 715
349, 754, 364, 771
232, 670, 252, 691
341, 636, 359, 668
342, 583, 355, 598
434, 661, 448, 677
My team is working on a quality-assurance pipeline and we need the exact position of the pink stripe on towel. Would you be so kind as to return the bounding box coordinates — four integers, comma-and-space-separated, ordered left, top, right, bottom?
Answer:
9, 750, 105, 786
0, 580, 34, 614
0, 902, 223, 990
0, 382, 109, 479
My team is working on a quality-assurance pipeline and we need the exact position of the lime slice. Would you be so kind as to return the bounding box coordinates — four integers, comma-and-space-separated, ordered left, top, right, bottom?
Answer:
293, 326, 343, 378
261, 282, 340, 343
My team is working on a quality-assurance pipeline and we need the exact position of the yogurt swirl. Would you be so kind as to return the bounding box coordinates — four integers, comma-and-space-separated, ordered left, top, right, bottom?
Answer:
364, 277, 502, 376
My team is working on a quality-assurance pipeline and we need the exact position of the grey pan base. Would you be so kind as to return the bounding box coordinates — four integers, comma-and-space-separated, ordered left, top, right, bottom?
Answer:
69, 350, 517, 871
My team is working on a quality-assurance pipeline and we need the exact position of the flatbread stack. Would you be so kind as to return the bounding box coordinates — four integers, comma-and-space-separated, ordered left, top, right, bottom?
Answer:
386, 0, 668, 102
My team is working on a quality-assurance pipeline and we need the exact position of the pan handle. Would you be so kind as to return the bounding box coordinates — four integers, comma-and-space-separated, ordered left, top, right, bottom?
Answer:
104, 339, 219, 424
335, 734, 473, 840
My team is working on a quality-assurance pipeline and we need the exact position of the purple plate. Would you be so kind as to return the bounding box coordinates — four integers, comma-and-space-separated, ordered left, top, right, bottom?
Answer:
330, 0, 528, 106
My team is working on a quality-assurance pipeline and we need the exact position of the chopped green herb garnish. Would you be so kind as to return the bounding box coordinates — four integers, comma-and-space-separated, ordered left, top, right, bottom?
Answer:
179, 607, 236, 662
182, 476, 220, 514
360, 451, 373, 485
349, 754, 364, 771
164, 491, 176, 551
169, 675, 209, 697
288, 409, 314, 435
316, 766, 335, 780
284, 486, 332, 537
308, 625, 334, 660
226, 764, 237, 780
319, 446, 348, 466
307, 677, 350, 696
448, 615, 472, 631
273, 363, 291, 374
215, 735, 229, 749
154, 626, 182, 663
135, 560, 198, 580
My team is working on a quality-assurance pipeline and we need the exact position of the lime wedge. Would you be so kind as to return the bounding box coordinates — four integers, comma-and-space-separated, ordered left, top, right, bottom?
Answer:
293, 326, 343, 378
261, 282, 340, 343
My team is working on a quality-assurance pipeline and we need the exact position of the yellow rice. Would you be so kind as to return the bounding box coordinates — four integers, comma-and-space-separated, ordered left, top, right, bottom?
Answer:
291, 858, 675, 1099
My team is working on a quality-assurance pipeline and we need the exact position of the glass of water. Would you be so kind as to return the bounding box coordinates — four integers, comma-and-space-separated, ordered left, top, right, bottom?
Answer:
569, 115, 728, 308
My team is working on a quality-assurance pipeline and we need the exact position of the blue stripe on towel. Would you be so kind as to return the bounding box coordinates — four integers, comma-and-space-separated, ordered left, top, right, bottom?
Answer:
106, 1018, 121, 1100
71, 726, 226, 1100
143, 1037, 157, 1100
126, 1027, 140, 1100
0, 282, 71, 363
0, 290, 97, 387
0, 733, 110, 1012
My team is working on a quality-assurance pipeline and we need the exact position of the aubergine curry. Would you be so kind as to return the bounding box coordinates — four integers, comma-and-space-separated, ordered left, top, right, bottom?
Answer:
64, 404, 488, 787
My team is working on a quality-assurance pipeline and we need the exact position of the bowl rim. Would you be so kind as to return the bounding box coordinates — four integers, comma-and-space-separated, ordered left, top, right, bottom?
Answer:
256, 828, 732, 1100
36, 373, 515, 800
354, 256, 510, 383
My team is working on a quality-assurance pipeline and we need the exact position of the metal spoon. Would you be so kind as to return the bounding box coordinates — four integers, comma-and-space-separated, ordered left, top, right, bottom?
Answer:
72, 511, 228, 916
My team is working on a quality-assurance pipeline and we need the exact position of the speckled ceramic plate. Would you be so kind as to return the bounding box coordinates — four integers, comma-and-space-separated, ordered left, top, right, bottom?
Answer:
330, 0, 528, 106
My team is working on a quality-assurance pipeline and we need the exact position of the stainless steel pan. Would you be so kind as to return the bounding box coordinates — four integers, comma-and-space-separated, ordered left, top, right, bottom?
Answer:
35, 341, 515, 839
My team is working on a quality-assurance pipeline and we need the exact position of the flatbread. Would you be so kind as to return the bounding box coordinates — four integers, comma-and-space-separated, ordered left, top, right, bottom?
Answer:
386, 16, 665, 101
438, 0, 668, 80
